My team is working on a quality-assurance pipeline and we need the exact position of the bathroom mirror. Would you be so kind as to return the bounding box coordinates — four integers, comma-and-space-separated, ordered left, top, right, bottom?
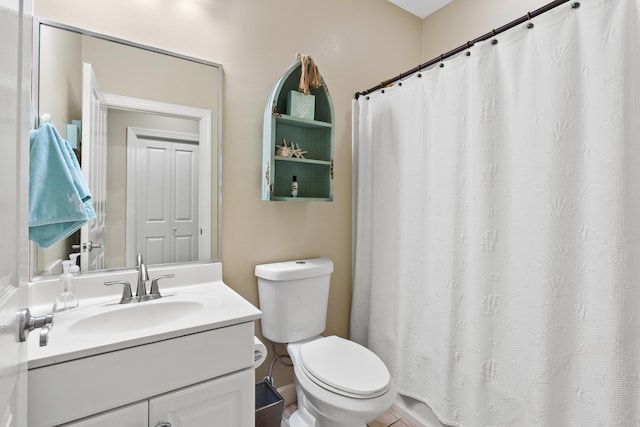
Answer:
31, 19, 221, 279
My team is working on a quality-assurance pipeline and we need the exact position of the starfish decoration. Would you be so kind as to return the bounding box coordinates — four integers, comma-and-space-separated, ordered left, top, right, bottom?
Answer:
291, 143, 307, 159
276, 139, 294, 157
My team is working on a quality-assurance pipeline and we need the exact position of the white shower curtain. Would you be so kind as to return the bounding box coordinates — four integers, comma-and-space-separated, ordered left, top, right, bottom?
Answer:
351, 1, 640, 426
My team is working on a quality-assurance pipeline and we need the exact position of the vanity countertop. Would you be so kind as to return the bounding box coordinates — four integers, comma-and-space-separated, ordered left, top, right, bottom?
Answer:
27, 263, 261, 369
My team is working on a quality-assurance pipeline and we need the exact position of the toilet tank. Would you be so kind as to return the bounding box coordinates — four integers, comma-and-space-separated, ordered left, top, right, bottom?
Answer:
255, 258, 334, 343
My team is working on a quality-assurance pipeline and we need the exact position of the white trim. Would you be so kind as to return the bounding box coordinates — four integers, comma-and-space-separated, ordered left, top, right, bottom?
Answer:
106, 94, 212, 263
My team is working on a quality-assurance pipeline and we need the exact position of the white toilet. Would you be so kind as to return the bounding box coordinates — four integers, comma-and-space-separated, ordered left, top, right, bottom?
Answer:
255, 258, 397, 427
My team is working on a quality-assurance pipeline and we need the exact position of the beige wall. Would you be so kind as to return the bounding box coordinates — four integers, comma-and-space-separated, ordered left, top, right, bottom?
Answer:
34, 0, 423, 383
422, 0, 551, 60
39, 25, 81, 132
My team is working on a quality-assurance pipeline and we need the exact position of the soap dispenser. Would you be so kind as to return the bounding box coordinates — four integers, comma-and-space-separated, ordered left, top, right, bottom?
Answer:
68, 253, 81, 274
53, 260, 79, 312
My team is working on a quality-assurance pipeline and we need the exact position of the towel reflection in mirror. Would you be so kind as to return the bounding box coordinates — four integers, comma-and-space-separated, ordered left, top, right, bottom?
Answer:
29, 122, 95, 248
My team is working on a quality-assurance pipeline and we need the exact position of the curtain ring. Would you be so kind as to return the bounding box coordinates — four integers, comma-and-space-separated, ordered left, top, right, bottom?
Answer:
466, 41, 472, 56
491, 29, 498, 44
572, 2, 580, 8
526, 12, 535, 28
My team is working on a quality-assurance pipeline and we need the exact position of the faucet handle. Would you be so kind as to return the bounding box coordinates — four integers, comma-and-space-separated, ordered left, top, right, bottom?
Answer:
149, 274, 175, 300
105, 280, 134, 304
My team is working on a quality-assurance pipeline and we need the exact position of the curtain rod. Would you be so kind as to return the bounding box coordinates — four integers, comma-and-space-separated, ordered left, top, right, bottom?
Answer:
354, 0, 577, 99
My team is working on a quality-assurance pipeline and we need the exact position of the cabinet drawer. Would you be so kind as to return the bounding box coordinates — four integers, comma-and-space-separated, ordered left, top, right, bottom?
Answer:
60, 402, 147, 427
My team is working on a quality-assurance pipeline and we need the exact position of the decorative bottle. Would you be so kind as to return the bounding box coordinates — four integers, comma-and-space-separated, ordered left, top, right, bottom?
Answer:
291, 176, 298, 197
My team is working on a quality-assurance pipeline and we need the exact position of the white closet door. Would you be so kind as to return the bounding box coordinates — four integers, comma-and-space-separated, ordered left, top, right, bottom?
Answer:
170, 142, 199, 263
135, 135, 199, 265
138, 138, 172, 265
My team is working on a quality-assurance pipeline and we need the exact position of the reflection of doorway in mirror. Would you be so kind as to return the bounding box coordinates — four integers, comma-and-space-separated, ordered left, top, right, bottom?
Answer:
80, 63, 107, 273
105, 104, 206, 270
127, 128, 199, 266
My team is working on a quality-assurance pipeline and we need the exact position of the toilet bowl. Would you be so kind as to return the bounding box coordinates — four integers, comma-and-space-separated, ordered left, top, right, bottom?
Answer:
287, 336, 397, 427
255, 258, 397, 427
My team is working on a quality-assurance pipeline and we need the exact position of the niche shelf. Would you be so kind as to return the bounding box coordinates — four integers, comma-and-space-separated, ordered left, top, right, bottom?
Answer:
262, 59, 335, 202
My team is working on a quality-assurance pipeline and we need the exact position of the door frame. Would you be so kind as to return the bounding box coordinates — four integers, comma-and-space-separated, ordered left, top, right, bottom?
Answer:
125, 127, 200, 266
104, 94, 212, 265
2, 0, 31, 424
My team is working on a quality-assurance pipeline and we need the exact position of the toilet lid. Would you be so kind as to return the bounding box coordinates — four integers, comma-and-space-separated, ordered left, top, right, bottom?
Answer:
299, 336, 391, 398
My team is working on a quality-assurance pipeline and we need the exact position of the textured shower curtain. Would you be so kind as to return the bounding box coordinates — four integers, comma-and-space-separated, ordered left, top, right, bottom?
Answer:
351, 1, 640, 426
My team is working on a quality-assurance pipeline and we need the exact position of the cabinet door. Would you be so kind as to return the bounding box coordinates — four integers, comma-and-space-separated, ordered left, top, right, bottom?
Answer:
149, 369, 255, 427
61, 402, 147, 426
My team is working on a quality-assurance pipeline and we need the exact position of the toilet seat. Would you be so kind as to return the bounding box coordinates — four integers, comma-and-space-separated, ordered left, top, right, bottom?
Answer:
299, 336, 391, 399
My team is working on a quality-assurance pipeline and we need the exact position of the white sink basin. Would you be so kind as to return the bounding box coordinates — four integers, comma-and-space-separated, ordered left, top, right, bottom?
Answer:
68, 299, 205, 335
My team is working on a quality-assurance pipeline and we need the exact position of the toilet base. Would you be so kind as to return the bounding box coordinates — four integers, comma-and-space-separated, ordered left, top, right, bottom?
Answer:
288, 407, 315, 427
287, 399, 368, 427
288, 408, 368, 427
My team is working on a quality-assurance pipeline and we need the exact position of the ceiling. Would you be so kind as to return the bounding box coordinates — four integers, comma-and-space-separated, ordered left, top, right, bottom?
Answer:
388, 0, 453, 18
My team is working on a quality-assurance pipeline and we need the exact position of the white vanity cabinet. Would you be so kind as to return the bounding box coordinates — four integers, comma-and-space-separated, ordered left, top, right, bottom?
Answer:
62, 402, 148, 426
27, 264, 261, 427
63, 370, 253, 427
30, 319, 258, 427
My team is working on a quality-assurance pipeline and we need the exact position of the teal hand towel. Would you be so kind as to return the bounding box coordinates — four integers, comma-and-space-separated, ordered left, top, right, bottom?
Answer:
29, 123, 96, 248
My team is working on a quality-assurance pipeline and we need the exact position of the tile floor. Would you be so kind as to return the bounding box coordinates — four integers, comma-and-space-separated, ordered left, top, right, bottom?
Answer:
280, 403, 425, 427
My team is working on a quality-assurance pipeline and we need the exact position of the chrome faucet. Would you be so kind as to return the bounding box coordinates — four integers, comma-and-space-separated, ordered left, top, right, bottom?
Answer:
136, 253, 149, 300
104, 254, 174, 304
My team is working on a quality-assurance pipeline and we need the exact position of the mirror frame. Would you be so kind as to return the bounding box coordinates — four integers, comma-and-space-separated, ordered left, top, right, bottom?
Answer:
30, 18, 222, 280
